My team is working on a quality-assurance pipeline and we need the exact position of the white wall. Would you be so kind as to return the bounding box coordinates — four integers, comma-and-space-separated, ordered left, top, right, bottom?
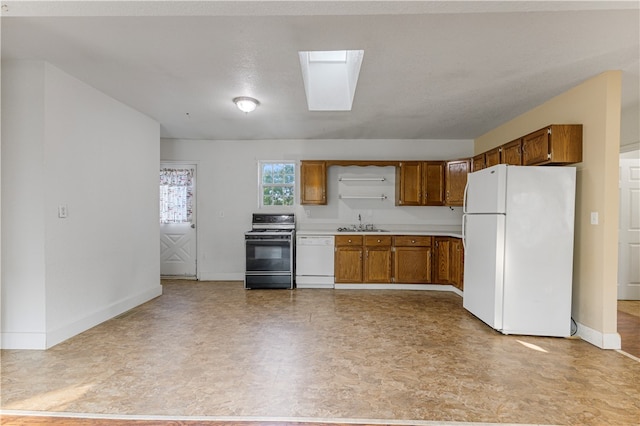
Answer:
1, 61, 162, 349
161, 138, 473, 280
621, 103, 640, 149
1, 61, 47, 348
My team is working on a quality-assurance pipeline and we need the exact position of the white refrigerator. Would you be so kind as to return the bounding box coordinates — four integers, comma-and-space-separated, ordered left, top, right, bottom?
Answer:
462, 164, 576, 337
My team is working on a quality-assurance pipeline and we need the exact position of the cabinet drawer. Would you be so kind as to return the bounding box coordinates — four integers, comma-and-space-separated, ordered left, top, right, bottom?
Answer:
364, 235, 392, 246
394, 236, 432, 246
335, 235, 363, 246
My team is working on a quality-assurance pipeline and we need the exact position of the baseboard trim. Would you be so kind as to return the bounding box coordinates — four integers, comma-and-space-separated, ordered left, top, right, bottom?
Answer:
0, 332, 47, 350
45, 285, 163, 349
197, 272, 244, 281
334, 283, 462, 296
576, 321, 621, 349
0, 286, 164, 350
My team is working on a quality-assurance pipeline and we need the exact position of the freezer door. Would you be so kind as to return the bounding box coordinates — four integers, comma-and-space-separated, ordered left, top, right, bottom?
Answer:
464, 164, 507, 214
462, 214, 505, 330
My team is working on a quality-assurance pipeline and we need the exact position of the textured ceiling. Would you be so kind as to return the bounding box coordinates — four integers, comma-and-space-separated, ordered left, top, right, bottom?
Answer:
2, 1, 639, 140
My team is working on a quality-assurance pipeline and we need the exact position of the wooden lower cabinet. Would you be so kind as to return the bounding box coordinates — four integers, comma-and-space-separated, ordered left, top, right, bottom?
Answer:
393, 236, 432, 283
334, 234, 433, 284
434, 237, 452, 284
434, 236, 464, 289
334, 236, 363, 283
335, 235, 392, 283
450, 238, 464, 290
364, 236, 392, 283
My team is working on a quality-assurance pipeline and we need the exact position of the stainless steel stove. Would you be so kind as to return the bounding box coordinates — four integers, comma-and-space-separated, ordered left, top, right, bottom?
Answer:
244, 213, 295, 289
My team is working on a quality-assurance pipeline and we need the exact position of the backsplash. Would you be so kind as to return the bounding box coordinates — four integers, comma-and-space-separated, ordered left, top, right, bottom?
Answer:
296, 165, 463, 229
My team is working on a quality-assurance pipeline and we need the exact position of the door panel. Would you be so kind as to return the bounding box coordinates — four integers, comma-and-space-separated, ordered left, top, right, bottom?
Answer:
160, 164, 197, 277
618, 154, 640, 299
465, 164, 507, 214
462, 214, 505, 330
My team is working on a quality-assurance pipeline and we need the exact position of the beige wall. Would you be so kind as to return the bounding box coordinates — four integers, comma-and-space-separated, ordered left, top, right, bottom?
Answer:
474, 71, 622, 347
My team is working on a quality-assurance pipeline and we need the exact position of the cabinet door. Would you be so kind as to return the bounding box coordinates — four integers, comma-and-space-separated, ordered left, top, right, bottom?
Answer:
501, 138, 522, 165
300, 161, 327, 205
522, 128, 550, 165
451, 238, 464, 290
395, 162, 422, 206
423, 161, 445, 206
434, 237, 452, 284
394, 246, 432, 283
445, 159, 470, 206
472, 154, 486, 172
334, 246, 363, 283
485, 147, 501, 167
364, 247, 392, 283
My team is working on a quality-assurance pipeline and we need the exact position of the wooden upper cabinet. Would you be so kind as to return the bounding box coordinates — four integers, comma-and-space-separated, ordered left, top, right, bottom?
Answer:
485, 147, 501, 168
396, 161, 445, 206
522, 124, 583, 166
423, 161, 445, 206
472, 154, 486, 172
445, 159, 470, 206
395, 162, 422, 206
501, 138, 523, 166
300, 161, 327, 205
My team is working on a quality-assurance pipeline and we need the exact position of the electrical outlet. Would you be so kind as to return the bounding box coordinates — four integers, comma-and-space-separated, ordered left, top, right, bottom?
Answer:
590, 212, 598, 225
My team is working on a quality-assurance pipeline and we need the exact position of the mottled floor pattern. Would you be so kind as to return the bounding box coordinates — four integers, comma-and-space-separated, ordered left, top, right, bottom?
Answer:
617, 300, 640, 359
2, 280, 639, 426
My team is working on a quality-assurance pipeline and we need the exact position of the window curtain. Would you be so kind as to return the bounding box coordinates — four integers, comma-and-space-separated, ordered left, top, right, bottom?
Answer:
160, 168, 194, 224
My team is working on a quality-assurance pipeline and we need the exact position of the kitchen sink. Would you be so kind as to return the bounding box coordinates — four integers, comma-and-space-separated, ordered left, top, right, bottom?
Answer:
336, 227, 389, 233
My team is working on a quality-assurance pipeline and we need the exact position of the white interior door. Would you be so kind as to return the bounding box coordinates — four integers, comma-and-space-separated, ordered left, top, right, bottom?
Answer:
618, 151, 640, 300
160, 164, 197, 277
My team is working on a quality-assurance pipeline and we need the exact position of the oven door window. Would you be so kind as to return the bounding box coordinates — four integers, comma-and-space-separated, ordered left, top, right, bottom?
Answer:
246, 239, 291, 272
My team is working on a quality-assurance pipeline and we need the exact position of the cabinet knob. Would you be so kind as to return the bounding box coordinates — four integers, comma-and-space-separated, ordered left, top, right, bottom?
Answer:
348, 239, 352, 243
411, 240, 416, 243
377, 239, 381, 243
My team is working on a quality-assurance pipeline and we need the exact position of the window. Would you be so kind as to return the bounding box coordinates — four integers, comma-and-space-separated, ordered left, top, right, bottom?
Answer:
160, 168, 194, 223
259, 162, 295, 207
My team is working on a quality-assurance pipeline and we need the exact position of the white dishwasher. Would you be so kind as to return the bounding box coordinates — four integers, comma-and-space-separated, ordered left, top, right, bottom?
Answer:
295, 235, 335, 288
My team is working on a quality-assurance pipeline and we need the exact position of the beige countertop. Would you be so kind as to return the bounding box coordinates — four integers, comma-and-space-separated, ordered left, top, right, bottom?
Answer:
296, 227, 463, 238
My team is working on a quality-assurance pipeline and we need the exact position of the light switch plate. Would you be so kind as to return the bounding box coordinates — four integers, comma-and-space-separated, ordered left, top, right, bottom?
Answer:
58, 204, 68, 218
590, 211, 598, 225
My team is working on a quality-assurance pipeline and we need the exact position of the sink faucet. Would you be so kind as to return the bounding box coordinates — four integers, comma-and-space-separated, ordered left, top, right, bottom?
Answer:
358, 214, 363, 230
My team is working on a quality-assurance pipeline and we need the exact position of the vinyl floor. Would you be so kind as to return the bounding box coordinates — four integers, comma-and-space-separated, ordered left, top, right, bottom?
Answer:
1, 280, 639, 426
618, 300, 640, 359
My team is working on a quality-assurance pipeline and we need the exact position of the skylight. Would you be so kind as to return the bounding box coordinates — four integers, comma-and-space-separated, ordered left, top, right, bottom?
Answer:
298, 50, 364, 111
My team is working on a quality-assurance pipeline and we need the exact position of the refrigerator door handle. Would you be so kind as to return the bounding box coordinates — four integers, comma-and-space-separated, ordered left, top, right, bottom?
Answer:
462, 182, 470, 214
462, 213, 467, 250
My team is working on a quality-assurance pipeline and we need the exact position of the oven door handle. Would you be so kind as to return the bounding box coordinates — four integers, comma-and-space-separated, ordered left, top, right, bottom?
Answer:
246, 238, 291, 243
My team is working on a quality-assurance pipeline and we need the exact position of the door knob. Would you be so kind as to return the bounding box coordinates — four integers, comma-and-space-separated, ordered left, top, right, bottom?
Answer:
190, 223, 196, 229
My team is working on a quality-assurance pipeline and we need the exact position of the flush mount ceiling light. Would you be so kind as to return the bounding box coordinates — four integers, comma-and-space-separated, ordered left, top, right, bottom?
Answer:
233, 96, 260, 113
